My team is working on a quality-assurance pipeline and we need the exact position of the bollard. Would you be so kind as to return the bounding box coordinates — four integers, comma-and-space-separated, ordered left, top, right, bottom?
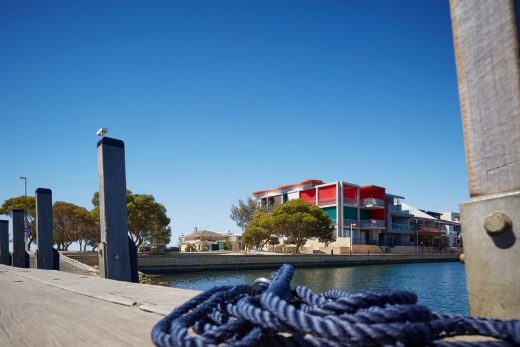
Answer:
450, 0, 520, 319
0, 220, 10, 265
35, 188, 58, 270
12, 209, 29, 268
97, 137, 137, 282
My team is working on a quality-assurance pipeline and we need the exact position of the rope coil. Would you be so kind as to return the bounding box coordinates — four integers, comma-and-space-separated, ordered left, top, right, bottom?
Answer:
151, 264, 520, 346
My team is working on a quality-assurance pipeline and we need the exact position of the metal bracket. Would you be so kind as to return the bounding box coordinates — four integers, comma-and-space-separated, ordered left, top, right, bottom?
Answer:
460, 190, 520, 319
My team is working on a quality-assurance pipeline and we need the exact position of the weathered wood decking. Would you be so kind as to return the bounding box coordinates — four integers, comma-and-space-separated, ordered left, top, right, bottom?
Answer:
0, 265, 199, 346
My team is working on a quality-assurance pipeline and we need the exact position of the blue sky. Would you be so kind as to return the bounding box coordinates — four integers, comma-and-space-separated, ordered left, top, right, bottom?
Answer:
0, 0, 465, 245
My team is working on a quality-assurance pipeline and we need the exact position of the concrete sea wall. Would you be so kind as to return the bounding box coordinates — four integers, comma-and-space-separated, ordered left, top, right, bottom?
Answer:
137, 253, 460, 274
60, 251, 460, 274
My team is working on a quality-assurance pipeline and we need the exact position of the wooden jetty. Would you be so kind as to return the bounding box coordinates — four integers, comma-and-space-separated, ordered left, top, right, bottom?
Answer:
0, 265, 199, 346
0, 0, 519, 345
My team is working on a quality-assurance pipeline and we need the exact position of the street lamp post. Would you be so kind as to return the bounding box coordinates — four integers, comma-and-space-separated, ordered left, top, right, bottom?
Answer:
350, 222, 356, 255
19, 176, 27, 196
415, 219, 419, 255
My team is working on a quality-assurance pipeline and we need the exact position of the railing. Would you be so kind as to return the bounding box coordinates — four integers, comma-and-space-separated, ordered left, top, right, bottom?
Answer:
360, 219, 385, 228
343, 219, 358, 228
390, 223, 414, 232
352, 239, 379, 245
387, 205, 412, 214
343, 197, 357, 205
318, 197, 336, 206
361, 198, 385, 208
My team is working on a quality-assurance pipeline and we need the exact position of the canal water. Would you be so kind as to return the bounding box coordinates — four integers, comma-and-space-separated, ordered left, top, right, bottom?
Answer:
152, 262, 469, 315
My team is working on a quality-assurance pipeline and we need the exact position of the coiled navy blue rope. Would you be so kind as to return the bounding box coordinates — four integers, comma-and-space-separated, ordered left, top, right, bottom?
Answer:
151, 264, 520, 346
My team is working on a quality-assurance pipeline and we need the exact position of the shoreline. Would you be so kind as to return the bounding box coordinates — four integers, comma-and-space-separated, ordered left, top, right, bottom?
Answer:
137, 253, 460, 274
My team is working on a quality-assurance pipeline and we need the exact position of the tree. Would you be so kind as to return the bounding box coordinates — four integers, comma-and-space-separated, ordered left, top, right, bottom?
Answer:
268, 236, 280, 247
242, 226, 265, 251
223, 237, 233, 251
185, 243, 196, 252
53, 202, 86, 251
230, 197, 267, 230
271, 199, 335, 253
0, 196, 36, 250
242, 212, 274, 251
92, 190, 171, 249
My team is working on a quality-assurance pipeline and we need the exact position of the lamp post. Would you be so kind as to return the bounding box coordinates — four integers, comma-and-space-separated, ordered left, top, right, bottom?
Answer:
350, 222, 356, 255
415, 218, 419, 255
19, 176, 27, 196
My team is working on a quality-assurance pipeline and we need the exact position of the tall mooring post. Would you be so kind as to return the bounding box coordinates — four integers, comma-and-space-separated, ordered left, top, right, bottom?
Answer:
36, 188, 59, 270
450, 0, 520, 319
12, 209, 29, 268
0, 220, 10, 265
97, 137, 137, 282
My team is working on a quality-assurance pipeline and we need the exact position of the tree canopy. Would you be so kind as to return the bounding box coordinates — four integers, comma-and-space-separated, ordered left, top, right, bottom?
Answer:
271, 199, 335, 253
242, 199, 335, 253
0, 196, 36, 250
53, 201, 98, 251
242, 212, 275, 251
0, 189, 171, 252
92, 190, 171, 250
230, 197, 267, 230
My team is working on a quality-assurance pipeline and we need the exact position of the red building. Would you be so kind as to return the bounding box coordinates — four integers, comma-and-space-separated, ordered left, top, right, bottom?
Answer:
253, 179, 416, 248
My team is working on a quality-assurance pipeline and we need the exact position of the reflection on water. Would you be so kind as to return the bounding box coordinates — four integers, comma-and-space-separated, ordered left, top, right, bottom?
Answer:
151, 262, 469, 315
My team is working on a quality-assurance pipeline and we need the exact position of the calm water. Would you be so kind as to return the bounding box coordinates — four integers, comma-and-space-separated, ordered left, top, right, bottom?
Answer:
152, 262, 469, 315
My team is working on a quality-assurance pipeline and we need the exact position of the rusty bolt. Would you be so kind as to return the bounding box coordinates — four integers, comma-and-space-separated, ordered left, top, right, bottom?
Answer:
484, 212, 512, 235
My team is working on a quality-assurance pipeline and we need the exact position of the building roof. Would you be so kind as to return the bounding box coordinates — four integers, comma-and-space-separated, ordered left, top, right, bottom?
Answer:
184, 230, 226, 241
401, 203, 437, 220
252, 179, 324, 197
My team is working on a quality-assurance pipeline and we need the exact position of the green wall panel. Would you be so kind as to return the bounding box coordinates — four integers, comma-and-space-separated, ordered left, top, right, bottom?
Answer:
360, 210, 370, 219
322, 206, 337, 220
344, 207, 357, 219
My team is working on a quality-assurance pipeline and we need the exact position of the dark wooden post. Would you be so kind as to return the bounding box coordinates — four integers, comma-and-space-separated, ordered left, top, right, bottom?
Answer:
12, 209, 29, 268
36, 188, 58, 270
450, 0, 520, 319
97, 137, 137, 282
0, 220, 10, 265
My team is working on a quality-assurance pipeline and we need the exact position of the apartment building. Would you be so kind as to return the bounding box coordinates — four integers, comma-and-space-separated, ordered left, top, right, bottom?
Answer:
252, 179, 415, 248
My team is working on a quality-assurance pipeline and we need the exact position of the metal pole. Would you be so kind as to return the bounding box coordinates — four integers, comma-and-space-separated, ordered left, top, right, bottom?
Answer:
350, 223, 355, 255
416, 219, 418, 255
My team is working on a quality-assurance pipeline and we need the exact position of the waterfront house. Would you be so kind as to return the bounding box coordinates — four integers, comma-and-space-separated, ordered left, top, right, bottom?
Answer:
252, 179, 460, 254
181, 230, 242, 252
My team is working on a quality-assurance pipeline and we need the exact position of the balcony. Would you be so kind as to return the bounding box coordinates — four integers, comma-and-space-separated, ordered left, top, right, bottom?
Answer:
360, 219, 385, 229
388, 205, 413, 216
318, 197, 336, 206
360, 198, 385, 209
343, 197, 357, 206
390, 223, 415, 233
343, 219, 359, 228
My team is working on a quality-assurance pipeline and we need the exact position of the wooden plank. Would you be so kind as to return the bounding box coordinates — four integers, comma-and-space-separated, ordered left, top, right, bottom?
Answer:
0, 265, 200, 346
450, 0, 520, 197
451, 0, 520, 319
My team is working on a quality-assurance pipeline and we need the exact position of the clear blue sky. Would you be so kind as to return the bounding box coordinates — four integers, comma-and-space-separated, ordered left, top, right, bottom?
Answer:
0, 0, 466, 245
